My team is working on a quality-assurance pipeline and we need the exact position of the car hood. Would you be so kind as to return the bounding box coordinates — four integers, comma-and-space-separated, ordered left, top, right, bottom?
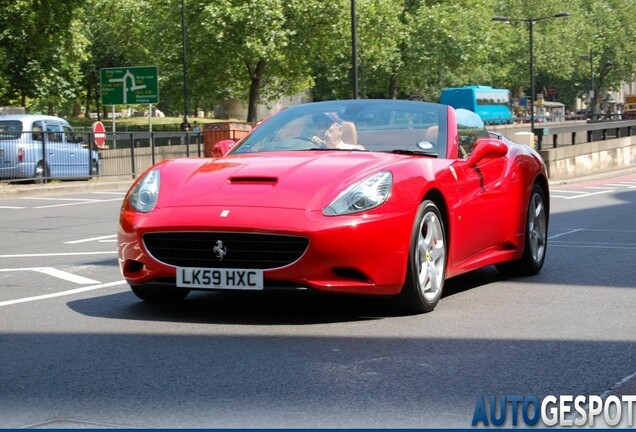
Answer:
159, 151, 404, 211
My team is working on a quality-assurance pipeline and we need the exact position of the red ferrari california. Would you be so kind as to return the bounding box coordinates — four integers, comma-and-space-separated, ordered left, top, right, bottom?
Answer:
118, 99, 549, 314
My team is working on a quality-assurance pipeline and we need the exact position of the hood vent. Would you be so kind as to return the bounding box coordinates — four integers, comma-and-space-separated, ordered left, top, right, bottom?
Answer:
228, 176, 278, 185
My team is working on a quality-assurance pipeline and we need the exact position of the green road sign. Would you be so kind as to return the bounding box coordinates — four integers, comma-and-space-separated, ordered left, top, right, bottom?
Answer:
100, 66, 159, 105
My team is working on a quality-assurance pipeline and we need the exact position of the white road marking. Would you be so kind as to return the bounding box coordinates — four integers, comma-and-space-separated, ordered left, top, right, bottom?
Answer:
0, 267, 100, 284
65, 235, 117, 244
0, 206, 26, 209
21, 197, 103, 202
560, 190, 615, 200
0, 280, 127, 308
91, 191, 127, 195
33, 198, 122, 209
549, 243, 636, 250
0, 251, 116, 258
551, 178, 636, 199
548, 229, 582, 240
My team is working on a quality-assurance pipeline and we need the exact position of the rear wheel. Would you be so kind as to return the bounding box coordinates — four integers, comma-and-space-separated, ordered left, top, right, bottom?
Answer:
397, 200, 447, 314
131, 285, 190, 303
33, 161, 49, 184
90, 159, 99, 176
496, 184, 548, 276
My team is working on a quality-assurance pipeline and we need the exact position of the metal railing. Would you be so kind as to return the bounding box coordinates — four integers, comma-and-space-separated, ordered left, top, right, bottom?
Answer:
533, 119, 636, 150
4, 120, 635, 184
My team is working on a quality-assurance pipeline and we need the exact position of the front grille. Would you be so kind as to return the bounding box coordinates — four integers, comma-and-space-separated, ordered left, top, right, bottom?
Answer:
143, 232, 309, 270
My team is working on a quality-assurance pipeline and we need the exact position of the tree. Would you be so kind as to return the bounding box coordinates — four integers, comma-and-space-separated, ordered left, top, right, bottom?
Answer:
578, 0, 636, 113
405, 0, 496, 100
0, 0, 87, 114
79, 0, 154, 118
194, 0, 337, 123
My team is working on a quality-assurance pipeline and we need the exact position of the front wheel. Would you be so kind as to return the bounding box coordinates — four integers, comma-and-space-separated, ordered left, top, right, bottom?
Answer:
496, 184, 548, 276
131, 285, 190, 303
397, 200, 447, 314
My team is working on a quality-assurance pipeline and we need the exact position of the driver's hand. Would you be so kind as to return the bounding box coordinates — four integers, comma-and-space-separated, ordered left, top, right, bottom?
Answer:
310, 135, 326, 147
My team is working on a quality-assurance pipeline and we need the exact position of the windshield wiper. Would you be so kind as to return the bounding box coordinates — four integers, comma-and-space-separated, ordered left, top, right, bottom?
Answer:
383, 149, 438, 157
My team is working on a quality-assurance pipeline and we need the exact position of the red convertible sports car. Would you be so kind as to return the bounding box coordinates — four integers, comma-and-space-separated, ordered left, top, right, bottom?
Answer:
118, 99, 549, 314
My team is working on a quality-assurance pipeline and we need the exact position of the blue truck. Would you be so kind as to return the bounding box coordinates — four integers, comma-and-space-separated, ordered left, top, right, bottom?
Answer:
440, 85, 514, 125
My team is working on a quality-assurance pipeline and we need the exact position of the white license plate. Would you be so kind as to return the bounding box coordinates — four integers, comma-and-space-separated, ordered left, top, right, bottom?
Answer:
177, 267, 264, 290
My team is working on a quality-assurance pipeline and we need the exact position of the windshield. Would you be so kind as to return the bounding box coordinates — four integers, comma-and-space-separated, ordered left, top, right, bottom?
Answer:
475, 91, 510, 106
0, 120, 23, 140
230, 100, 448, 157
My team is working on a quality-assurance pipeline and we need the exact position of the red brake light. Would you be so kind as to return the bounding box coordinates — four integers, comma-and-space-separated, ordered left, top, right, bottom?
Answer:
18, 147, 24, 162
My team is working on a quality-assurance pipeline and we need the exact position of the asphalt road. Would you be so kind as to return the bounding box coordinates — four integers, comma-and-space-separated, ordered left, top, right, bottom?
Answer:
0, 173, 635, 428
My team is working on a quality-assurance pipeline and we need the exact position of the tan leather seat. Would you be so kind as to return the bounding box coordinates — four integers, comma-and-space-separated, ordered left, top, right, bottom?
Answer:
425, 125, 438, 144
341, 121, 358, 145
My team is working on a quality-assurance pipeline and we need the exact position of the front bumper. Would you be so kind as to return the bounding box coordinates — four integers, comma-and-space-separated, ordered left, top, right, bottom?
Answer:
118, 203, 417, 296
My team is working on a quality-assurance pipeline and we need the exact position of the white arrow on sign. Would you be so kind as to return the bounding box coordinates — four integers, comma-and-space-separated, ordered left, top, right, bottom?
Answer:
108, 70, 147, 104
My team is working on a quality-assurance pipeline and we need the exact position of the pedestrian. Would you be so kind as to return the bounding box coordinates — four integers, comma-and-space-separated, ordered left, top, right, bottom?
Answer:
180, 117, 191, 132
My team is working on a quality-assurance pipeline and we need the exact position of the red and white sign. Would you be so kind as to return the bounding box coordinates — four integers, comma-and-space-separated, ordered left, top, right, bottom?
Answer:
92, 121, 106, 148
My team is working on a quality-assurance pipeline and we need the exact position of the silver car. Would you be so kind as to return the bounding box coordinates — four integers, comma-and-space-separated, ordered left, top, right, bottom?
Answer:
0, 114, 99, 183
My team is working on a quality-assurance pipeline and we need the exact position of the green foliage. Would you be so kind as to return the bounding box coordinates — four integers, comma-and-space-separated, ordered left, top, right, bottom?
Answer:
0, 0, 635, 118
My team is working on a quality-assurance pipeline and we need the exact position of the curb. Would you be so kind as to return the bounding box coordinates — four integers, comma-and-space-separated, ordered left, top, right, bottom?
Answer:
0, 178, 134, 200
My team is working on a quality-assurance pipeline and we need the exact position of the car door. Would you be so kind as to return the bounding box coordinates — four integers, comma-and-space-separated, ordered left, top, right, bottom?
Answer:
42, 121, 68, 177
449, 125, 512, 261
459, 152, 510, 256
62, 124, 89, 177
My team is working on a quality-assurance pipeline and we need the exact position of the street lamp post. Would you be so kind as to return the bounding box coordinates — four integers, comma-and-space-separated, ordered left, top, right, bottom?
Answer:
493, 12, 570, 136
580, 51, 595, 119
181, 0, 189, 126
351, 0, 358, 99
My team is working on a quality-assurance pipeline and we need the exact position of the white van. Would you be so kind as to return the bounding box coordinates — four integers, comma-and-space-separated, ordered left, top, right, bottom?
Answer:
0, 114, 99, 183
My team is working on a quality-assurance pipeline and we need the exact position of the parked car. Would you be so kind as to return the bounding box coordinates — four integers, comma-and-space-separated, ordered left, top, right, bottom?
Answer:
0, 114, 99, 183
118, 99, 549, 314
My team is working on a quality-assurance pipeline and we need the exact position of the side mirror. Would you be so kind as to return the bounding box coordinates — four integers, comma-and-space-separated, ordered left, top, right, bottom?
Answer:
211, 139, 237, 157
466, 138, 508, 168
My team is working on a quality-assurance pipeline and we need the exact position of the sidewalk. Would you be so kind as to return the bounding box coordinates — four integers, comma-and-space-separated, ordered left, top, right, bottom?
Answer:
0, 176, 135, 200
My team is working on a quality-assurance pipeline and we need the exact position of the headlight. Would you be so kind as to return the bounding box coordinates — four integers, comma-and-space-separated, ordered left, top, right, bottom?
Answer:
129, 169, 160, 213
323, 171, 393, 216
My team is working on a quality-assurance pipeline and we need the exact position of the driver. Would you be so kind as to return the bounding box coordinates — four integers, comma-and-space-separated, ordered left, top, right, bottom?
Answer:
311, 112, 364, 150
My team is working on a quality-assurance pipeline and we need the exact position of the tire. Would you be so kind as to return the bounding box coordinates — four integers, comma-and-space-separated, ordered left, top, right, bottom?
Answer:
131, 285, 190, 303
496, 184, 548, 276
33, 161, 49, 184
397, 200, 447, 314
91, 159, 99, 176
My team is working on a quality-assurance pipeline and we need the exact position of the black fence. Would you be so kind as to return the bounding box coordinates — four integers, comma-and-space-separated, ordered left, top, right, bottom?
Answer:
0, 130, 205, 184
3, 119, 635, 184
